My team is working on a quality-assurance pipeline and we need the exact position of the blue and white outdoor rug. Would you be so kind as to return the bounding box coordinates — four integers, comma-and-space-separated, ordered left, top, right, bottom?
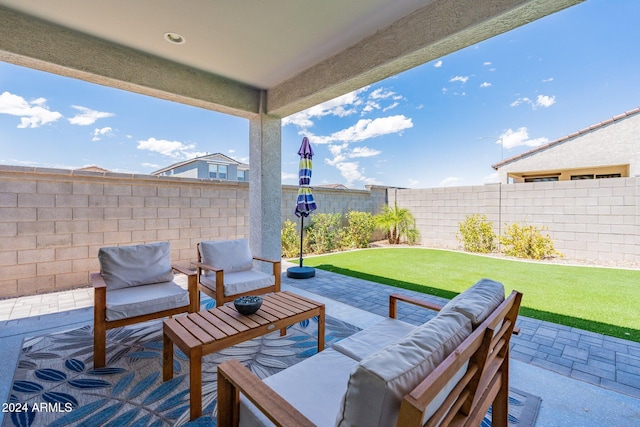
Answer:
4, 313, 539, 426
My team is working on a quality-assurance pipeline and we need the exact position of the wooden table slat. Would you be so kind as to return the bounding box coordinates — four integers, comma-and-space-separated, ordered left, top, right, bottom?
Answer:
218, 305, 262, 328
199, 310, 238, 336
281, 291, 323, 308
257, 301, 291, 319
175, 316, 212, 344
190, 313, 228, 340
269, 294, 313, 313
164, 318, 201, 348
207, 307, 251, 332
275, 292, 318, 309
261, 299, 297, 317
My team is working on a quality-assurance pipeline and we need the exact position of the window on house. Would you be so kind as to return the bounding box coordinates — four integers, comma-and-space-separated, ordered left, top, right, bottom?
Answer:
524, 176, 559, 182
209, 164, 228, 179
571, 174, 594, 180
237, 170, 247, 181
595, 173, 622, 179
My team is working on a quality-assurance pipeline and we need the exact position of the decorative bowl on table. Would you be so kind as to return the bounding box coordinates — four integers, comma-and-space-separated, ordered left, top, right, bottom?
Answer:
234, 296, 263, 315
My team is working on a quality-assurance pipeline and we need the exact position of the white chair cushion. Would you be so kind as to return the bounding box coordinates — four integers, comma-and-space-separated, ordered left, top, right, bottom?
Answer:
199, 239, 253, 273
332, 317, 416, 361
200, 269, 274, 297
335, 311, 472, 427
239, 348, 358, 427
440, 278, 505, 327
98, 242, 174, 291
105, 281, 189, 321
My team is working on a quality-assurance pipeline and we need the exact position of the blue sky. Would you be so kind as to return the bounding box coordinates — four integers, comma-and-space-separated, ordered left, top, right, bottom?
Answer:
1, 0, 639, 189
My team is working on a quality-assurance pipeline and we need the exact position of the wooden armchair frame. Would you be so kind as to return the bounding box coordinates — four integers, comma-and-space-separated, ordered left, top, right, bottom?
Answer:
192, 242, 281, 308
217, 290, 522, 427
92, 264, 198, 368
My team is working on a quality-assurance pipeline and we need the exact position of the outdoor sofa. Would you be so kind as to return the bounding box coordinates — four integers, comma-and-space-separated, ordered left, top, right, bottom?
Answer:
217, 278, 522, 426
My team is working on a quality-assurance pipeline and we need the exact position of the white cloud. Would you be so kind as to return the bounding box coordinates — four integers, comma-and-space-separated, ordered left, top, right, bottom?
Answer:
142, 162, 160, 168
92, 126, 113, 141
137, 137, 207, 159
282, 87, 368, 128
434, 60, 443, 68
498, 128, 549, 149
0, 91, 63, 128
408, 178, 419, 188
68, 105, 114, 125
536, 94, 556, 107
483, 61, 492, 66
542, 77, 554, 83
440, 177, 462, 187
449, 76, 469, 84
510, 94, 556, 109
480, 82, 492, 88
311, 115, 413, 145
350, 146, 381, 158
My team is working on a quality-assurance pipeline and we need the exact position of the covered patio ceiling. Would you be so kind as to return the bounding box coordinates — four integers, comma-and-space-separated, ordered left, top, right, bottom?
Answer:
0, 0, 581, 119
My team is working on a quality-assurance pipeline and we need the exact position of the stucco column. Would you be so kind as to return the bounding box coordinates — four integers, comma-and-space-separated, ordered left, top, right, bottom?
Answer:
249, 95, 282, 263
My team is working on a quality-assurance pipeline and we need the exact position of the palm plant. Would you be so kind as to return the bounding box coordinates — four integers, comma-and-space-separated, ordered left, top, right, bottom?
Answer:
374, 203, 419, 244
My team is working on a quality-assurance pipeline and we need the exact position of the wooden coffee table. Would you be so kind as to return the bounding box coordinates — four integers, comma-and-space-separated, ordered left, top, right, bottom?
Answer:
162, 291, 325, 420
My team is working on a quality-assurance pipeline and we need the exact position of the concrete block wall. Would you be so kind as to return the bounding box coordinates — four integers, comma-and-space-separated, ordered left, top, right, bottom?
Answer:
281, 184, 388, 224
0, 166, 249, 298
392, 177, 639, 264
0, 166, 387, 297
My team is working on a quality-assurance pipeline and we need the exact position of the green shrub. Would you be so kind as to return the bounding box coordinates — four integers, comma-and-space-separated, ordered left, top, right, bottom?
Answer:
457, 214, 497, 253
281, 219, 300, 258
500, 222, 561, 260
305, 213, 343, 254
341, 211, 375, 249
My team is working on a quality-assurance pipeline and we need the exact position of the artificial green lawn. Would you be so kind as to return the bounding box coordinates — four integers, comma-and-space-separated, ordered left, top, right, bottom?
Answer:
300, 248, 640, 342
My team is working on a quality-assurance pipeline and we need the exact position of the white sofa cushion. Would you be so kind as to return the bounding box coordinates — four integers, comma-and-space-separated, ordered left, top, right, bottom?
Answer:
200, 269, 274, 297
98, 242, 174, 291
332, 317, 416, 361
239, 348, 359, 427
105, 281, 189, 321
440, 278, 505, 327
199, 239, 253, 273
335, 311, 472, 427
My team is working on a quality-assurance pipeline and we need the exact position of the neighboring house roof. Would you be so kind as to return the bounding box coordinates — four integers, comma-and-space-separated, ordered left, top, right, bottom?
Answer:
77, 165, 109, 173
492, 106, 640, 170
315, 184, 350, 190
151, 153, 248, 175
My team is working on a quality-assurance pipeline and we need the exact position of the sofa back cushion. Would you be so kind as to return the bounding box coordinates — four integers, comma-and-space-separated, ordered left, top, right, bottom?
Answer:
199, 239, 254, 274
99, 242, 174, 291
335, 311, 472, 427
440, 278, 505, 327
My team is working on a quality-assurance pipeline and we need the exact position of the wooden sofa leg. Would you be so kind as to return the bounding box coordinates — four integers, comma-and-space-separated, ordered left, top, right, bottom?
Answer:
94, 318, 106, 368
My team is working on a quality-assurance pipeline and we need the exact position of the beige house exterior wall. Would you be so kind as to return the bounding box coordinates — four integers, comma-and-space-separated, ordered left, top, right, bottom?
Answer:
391, 177, 639, 264
498, 110, 640, 183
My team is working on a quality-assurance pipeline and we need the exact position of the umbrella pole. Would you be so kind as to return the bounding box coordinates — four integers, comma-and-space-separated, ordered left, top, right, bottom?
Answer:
299, 215, 304, 267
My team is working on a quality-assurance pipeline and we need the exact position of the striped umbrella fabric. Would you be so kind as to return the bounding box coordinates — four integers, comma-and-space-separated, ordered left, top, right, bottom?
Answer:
294, 137, 317, 218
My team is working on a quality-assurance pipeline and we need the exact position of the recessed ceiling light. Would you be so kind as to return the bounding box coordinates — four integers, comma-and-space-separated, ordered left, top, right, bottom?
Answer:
164, 32, 185, 44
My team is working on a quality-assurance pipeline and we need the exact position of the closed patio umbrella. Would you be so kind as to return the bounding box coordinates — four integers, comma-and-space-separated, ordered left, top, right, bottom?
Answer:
287, 137, 317, 279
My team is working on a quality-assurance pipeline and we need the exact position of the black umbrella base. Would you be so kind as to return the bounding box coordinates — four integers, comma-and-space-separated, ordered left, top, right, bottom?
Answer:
286, 266, 316, 279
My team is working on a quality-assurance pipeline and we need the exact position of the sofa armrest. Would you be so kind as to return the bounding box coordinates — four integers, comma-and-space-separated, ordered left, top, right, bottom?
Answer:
191, 260, 222, 273
171, 264, 196, 276
252, 256, 280, 265
389, 293, 444, 319
217, 359, 314, 427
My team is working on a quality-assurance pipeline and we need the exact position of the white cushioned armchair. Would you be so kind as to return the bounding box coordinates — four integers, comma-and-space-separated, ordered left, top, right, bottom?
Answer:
92, 241, 197, 368
192, 239, 281, 308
